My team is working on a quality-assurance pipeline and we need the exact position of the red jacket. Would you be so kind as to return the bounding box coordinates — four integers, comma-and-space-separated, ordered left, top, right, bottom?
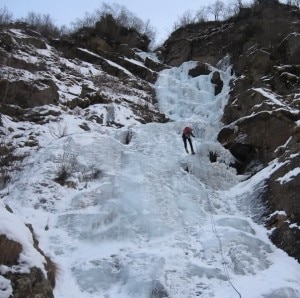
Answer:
182, 127, 195, 138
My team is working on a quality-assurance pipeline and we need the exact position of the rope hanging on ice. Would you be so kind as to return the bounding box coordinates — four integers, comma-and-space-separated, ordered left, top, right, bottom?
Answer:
206, 192, 242, 298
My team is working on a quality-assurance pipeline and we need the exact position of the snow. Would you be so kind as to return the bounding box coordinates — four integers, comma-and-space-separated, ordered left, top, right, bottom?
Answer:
0, 275, 12, 298
1, 66, 37, 82
77, 61, 103, 76
125, 57, 147, 68
78, 47, 134, 77
9, 28, 31, 38
268, 210, 287, 218
36, 45, 53, 57
252, 88, 285, 107
252, 88, 300, 116
277, 167, 300, 184
136, 51, 161, 63
103, 58, 134, 77
289, 223, 300, 230
1, 60, 300, 298
0, 202, 47, 275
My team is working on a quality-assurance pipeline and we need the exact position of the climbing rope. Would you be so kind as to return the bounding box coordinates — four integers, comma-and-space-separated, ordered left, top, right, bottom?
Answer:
206, 191, 242, 298
186, 152, 241, 297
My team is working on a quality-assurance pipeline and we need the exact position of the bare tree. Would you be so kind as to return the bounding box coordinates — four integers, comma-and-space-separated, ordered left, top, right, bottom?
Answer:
195, 7, 209, 23
236, 0, 243, 8
207, 0, 225, 20
143, 19, 156, 40
73, 2, 156, 41
230, 0, 244, 14
224, 0, 242, 19
70, 11, 98, 32
99, 2, 137, 29
0, 7, 13, 25
252, 0, 281, 6
59, 25, 72, 36
286, 0, 300, 7
80, 12, 97, 28
22, 12, 60, 37
111, 4, 156, 39
173, 10, 195, 30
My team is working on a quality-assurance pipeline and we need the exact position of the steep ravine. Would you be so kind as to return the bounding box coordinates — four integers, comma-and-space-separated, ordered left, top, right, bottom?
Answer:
158, 0, 300, 262
0, 1, 300, 296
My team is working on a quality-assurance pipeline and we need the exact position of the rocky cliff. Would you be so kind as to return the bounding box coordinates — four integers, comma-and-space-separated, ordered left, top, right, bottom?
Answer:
159, 0, 300, 262
0, 1, 300, 296
0, 15, 168, 297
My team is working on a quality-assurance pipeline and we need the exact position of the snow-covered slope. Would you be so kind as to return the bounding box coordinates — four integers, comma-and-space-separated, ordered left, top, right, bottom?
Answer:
158, 0, 300, 263
1, 60, 300, 298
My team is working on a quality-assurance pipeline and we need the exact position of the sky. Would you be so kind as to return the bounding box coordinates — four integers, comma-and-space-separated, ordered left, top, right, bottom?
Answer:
1, 0, 225, 43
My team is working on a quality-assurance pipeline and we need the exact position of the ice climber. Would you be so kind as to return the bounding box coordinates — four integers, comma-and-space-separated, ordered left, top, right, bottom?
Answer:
182, 126, 195, 154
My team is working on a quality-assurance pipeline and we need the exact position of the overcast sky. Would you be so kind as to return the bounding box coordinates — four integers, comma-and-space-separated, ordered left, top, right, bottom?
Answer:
1, 0, 230, 43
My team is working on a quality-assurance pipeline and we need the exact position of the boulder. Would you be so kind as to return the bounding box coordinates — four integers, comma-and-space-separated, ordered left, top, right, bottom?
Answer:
270, 65, 300, 96
162, 38, 191, 66
278, 33, 300, 64
0, 234, 22, 266
218, 110, 296, 170
115, 57, 157, 82
265, 153, 300, 214
4, 267, 54, 298
144, 57, 167, 72
211, 71, 223, 95
236, 48, 274, 81
0, 79, 58, 108
270, 224, 300, 263
95, 14, 150, 51
0, 222, 55, 298
188, 62, 210, 77
266, 150, 300, 264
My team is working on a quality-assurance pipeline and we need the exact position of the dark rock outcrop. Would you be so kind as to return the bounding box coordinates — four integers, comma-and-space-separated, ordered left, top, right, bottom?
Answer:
159, 0, 300, 261
0, 5, 299, 295
160, 1, 300, 68
0, 224, 55, 298
211, 71, 223, 95
0, 79, 59, 108
95, 14, 150, 51
218, 109, 298, 167
188, 62, 210, 77
0, 20, 168, 126
4, 267, 54, 298
0, 17, 170, 296
277, 32, 300, 64
219, 3, 300, 260
50, 14, 158, 83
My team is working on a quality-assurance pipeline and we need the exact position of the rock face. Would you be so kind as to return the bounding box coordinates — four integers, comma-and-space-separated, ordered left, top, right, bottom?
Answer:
95, 14, 150, 51
0, 227, 55, 298
51, 14, 160, 83
216, 2, 300, 263
0, 79, 59, 108
0, 16, 170, 297
4, 267, 54, 298
211, 71, 223, 95
0, 21, 168, 125
160, 1, 300, 69
0, 5, 300, 298
160, 0, 300, 261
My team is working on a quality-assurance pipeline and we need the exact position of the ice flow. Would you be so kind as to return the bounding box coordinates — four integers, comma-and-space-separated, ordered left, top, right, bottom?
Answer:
8, 60, 300, 298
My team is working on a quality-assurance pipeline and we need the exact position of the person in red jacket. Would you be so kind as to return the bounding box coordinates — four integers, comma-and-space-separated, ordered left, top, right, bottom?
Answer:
182, 127, 195, 154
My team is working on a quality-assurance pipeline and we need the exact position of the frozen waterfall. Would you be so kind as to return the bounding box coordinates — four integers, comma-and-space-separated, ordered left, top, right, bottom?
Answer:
5, 60, 300, 298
